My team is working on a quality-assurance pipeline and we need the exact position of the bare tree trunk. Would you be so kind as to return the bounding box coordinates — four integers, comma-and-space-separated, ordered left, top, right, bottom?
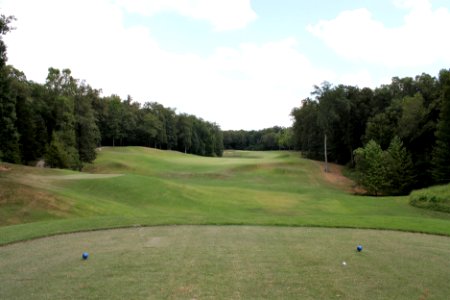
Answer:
324, 133, 329, 172
112, 137, 115, 147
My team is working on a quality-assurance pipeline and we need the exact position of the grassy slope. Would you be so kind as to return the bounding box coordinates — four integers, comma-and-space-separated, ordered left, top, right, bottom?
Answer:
1, 226, 449, 299
1, 147, 450, 245
410, 183, 450, 213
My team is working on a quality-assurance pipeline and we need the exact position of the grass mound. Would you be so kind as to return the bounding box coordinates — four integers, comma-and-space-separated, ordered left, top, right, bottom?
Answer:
1, 147, 450, 245
410, 183, 450, 213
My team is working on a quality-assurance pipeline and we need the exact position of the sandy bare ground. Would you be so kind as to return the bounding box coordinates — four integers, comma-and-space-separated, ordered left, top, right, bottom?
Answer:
0, 165, 11, 171
316, 161, 365, 194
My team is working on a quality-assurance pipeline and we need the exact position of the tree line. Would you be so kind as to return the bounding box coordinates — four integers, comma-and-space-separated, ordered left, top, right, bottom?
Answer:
291, 71, 450, 195
223, 127, 294, 151
0, 15, 223, 170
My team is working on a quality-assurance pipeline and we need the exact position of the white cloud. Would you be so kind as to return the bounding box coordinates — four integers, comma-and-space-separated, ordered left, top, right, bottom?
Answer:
337, 70, 375, 88
115, 0, 257, 31
307, 0, 450, 68
0, 0, 325, 130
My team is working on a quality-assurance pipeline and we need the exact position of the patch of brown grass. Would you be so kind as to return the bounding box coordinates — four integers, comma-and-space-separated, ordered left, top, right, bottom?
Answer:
0, 180, 72, 226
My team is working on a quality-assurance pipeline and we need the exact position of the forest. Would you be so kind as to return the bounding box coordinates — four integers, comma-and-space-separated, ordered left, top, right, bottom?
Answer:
223, 127, 294, 151
291, 71, 450, 194
0, 16, 224, 170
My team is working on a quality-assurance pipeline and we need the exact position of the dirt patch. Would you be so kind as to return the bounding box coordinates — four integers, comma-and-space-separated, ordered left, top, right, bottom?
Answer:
317, 162, 365, 194
0, 165, 11, 172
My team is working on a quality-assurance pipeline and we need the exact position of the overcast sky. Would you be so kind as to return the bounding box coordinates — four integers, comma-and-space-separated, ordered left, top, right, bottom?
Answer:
2, 0, 450, 130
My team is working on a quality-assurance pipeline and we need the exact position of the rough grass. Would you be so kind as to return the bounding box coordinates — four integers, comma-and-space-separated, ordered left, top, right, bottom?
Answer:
410, 183, 450, 213
1, 226, 449, 300
1, 147, 450, 245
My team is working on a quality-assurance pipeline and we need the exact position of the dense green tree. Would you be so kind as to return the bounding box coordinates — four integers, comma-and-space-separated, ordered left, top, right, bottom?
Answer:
9, 67, 39, 163
164, 107, 178, 150
354, 140, 387, 196
278, 127, 294, 150
74, 84, 100, 162
354, 137, 415, 195
432, 69, 450, 183
43, 68, 80, 169
149, 102, 168, 149
0, 15, 20, 163
177, 114, 193, 153
314, 82, 334, 172
104, 95, 124, 147
364, 104, 400, 150
291, 98, 322, 158
260, 132, 278, 150
137, 103, 161, 147
49, 95, 80, 169
119, 96, 139, 146
45, 132, 76, 169
384, 136, 416, 195
397, 93, 426, 141
212, 123, 224, 156
314, 83, 352, 171
223, 126, 291, 152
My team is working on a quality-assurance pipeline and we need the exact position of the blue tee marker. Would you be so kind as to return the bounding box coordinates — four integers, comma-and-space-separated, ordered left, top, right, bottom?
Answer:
357, 245, 363, 252
82, 252, 89, 260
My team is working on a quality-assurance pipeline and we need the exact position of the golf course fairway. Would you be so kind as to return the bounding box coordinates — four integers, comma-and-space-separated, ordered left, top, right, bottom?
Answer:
1, 147, 450, 298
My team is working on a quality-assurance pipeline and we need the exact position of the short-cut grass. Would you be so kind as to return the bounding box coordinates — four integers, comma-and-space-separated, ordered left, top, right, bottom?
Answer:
1, 147, 450, 299
1, 147, 450, 245
1, 226, 449, 299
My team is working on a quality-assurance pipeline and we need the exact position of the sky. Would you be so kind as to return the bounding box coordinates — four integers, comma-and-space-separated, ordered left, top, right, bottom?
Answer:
1, 0, 450, 130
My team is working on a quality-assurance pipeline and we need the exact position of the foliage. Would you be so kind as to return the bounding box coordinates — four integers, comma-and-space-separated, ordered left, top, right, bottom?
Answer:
354, 138, 415, 196
384, 136, 416, 195
45, 132, 78, 169
223, 126, 294, 151
432, 69, 450, 183
291, 99, 322, 158
291, 70, 450, 193
410, 183, 450, 213
354, 140, 387, 196
0, 15, 20, 163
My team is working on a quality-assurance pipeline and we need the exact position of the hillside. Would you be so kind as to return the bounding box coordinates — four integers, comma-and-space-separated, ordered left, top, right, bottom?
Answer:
1, 147, 450, 245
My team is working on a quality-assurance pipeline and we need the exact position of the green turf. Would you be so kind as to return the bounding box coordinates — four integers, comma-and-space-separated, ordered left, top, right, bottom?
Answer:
1, 226, 449, 299
410, 183, 450, 213
1, 147, 450, 245
2, 147, 450, 298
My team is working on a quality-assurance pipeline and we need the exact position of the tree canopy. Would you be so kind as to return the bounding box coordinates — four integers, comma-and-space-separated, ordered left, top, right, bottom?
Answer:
291, 71, 450, 194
